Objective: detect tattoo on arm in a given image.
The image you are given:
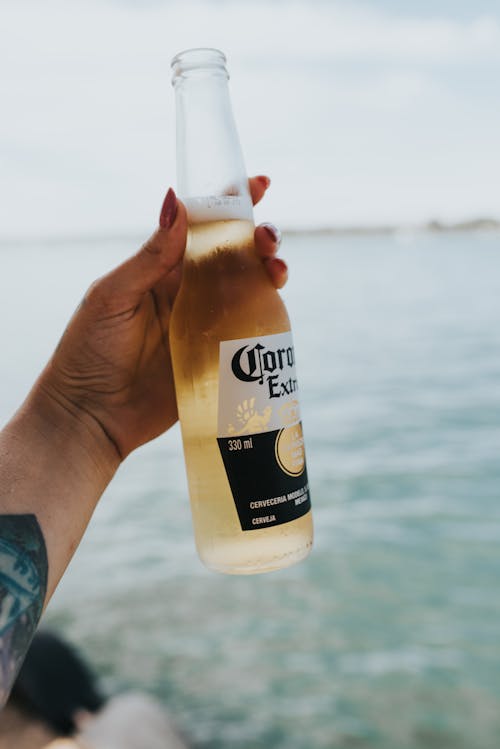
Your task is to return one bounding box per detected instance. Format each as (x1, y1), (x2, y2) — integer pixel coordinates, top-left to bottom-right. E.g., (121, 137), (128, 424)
(0, 514), (48, 707)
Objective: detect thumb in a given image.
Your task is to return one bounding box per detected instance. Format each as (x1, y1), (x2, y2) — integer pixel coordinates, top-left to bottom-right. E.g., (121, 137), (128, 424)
(98, 189), (188, 303)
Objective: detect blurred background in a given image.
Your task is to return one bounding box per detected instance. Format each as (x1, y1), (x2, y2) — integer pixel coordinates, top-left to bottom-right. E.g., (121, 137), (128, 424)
(1, 1), (500, 747)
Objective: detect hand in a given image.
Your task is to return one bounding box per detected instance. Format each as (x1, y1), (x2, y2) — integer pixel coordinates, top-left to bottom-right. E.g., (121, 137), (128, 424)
(36, 177), (287, 461)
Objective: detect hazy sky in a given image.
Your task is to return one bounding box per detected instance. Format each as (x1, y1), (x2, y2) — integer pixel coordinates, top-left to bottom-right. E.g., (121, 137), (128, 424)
(1, 0), (499, 235)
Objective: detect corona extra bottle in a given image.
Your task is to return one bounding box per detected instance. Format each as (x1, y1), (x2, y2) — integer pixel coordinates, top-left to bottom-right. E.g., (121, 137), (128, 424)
(170, 48), (312, 573)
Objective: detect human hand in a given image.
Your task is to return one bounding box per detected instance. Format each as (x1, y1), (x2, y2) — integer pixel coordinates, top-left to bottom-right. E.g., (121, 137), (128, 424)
(36, 177), (287, 462)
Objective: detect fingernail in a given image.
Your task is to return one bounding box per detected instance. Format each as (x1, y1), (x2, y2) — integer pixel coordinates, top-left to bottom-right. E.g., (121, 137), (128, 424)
(265, 256), (288, 288)
(270, 257), (288, 275)
(262, 223), (281, 245)
(159, 188), (177, 229)
(257, 175), (271, 189)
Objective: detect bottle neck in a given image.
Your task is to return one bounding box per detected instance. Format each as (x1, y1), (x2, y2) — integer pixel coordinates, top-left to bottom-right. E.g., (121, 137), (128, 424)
(171, 49), (253, 226)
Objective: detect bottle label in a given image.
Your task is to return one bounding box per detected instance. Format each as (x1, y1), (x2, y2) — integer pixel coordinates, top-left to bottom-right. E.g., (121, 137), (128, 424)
(217, 332), (311, 531)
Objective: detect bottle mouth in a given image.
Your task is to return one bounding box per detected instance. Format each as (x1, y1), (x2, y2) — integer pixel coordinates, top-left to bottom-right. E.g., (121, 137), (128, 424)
(171, 48), (228, 85)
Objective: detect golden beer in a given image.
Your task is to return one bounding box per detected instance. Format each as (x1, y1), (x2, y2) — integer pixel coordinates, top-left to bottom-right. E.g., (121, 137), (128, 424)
(170, 50), (313, 573)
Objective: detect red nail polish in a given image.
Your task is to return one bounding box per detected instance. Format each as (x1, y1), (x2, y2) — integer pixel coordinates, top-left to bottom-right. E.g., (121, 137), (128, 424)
(160, 188), (177, 229)
(257, 175), (271, 189)
(274, 257), (288, 274)
(262, 223), (281, 245)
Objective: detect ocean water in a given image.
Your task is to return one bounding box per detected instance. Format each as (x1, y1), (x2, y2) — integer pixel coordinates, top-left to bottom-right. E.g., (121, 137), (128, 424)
(1, 230), (500, 748)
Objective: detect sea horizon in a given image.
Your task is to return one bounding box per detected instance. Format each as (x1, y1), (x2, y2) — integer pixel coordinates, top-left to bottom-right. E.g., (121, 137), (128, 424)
(1, 216), (499, 247)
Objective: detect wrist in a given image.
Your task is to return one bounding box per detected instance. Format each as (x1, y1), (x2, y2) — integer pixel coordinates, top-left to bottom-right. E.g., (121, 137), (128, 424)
(0, 379), (121, 602)
(21, 378), (122, 482)
(5, 375), (121, 505)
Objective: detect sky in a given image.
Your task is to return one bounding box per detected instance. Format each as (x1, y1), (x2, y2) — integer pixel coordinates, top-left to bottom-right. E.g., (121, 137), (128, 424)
(0, 0), (499, 236)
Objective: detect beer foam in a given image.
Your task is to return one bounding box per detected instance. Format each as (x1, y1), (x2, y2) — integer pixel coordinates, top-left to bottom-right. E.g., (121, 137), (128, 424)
(185, 195), (253, 224)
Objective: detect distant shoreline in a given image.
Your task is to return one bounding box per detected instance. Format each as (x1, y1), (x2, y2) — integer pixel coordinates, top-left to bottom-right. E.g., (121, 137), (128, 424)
(283, 218), (500, 237)
(1, 218), (499, 246)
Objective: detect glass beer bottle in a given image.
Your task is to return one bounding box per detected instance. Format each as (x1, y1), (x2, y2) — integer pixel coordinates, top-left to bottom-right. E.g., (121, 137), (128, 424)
(170, 48), (312, 574)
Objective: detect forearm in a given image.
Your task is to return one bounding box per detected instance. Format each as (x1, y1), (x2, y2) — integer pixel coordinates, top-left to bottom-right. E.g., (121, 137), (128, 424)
(0, 382), (119, 704)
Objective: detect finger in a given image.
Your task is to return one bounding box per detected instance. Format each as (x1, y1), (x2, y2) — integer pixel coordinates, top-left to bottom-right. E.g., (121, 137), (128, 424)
(254, 222), (282, 259)
(92, 190), (187, 306)
(152, 263), (183, 338)
(156, 263), (183, 308)
(254, 223), (287, 289)
(249, 175), (271, 206)
(263, 257), (288, 289)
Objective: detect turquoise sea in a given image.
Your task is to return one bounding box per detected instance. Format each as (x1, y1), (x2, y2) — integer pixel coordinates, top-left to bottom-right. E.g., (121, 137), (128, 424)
(1, 230), (499, 748)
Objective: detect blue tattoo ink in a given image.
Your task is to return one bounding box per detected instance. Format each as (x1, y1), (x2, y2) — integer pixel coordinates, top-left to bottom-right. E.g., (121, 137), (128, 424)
(0, 515), (48, 706)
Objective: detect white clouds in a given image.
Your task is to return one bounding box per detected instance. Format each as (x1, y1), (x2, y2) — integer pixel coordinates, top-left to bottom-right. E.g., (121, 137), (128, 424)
(3, 1), (499, 73)
(305, 11), (500, 65)
(0, 0), (499, 234)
